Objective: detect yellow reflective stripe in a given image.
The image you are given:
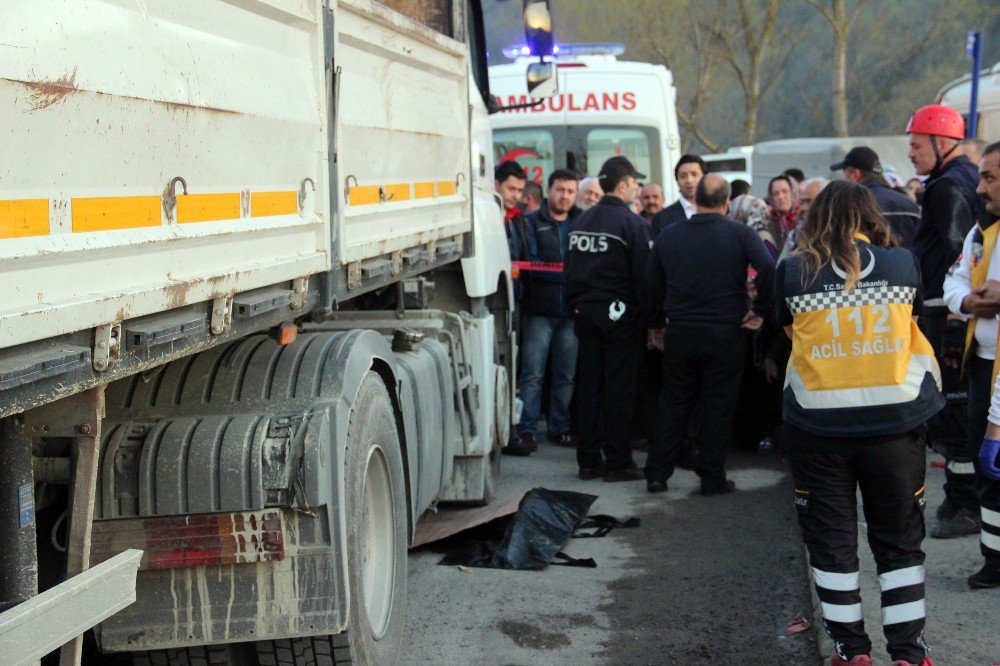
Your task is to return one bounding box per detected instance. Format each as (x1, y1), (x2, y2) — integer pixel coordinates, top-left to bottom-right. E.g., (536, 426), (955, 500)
(414, 182), (436, 199)
(383, 183), (411, 202)
(72, 196), (161, 232)
(348, 185), (381, 206)
(176, 193), (241, 224)
(438, 180), (457, 196)
(0, 199), (49, 239)
(251, 191), (297, 217)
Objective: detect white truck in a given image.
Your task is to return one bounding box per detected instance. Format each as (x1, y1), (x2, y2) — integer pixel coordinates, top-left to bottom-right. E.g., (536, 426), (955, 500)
(938, 60), (1000, 140)
(0, 1), (553, 664)
(488, 44), (682, 201)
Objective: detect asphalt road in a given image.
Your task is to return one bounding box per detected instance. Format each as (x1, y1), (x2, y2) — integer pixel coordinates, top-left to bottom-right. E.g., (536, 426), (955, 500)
(402, 444), (819, 665)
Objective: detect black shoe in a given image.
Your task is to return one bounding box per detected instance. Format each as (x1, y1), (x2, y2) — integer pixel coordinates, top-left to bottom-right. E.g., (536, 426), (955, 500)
(700, 479), (736, 496)
(503, 441), (532, 457)
(578, 466), (604, 480)
(930, 508), (980, 538)
(603, 468), (644, 482)
(646, 480), (668, 493)
(518, 432), (539, 453)
(547, 432), (577, 447)
(968, 563), (1000, 589)
(935, 497), (959, 520)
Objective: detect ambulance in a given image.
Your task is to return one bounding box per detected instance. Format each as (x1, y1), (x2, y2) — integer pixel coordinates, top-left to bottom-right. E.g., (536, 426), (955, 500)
(938, 60), (1000, 140)
(489, 44), (682, 201)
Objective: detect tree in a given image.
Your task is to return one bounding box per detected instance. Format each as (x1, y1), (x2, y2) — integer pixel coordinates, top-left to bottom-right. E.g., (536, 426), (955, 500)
(804, 0), (867, 136)
(710, 0), (797, 144)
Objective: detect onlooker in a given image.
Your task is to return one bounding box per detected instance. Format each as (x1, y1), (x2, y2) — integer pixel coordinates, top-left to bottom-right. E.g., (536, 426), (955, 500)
(730, 179), (752, 199)
(766, 174), (800, 254)
(565, 156), (651, 482)
(521, 180), (543, 213)
(905, 177), (925, 205)
(577, 176), (602, 211)
(798, 177), (828, 220)
(495, 160), (531, 264)
(960, 137), (987, 164)
(730, 194), (778, 258)
(943, 140), (1000, 589)
(640, 183), (665, 222)
(643, 175), (775, 495)
(514, 170), (581, 454)
(776, 180), (942, 666)
(782, 167), (805, 186)
(652, 154), (705, 238)
(907, 104), (985, 538)
(832, 146), (920, 247)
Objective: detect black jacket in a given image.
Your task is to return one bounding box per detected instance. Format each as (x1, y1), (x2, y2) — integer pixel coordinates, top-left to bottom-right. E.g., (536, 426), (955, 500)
(522, 201), (579, 318)
(913, 155), (984, 300)
(864, 180), (920, 248)
(651, 200), (687, 239)
(565, 195), (651, 311)
(645, 213), (775, 327)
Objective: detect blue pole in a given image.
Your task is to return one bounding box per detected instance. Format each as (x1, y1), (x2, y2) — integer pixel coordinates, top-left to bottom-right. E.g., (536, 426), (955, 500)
(967, 31), (982, 138)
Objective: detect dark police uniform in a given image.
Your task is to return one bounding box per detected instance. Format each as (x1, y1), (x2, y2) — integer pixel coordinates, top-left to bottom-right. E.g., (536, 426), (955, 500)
(775, 234), (944, 664)
(564, 194), (651, 475)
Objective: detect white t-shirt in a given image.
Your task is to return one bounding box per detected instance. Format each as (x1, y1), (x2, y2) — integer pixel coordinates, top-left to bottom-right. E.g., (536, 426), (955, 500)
(944, 226), (1000, 361)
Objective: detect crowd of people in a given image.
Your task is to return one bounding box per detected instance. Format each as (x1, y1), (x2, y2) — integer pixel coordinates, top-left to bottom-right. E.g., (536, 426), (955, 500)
(492, 103), (999, 666)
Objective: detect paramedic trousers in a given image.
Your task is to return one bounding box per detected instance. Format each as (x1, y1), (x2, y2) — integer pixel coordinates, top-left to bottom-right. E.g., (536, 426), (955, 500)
(967, 356), (1000, 567)
(645, 322), (744, 484)
(784, 423), (928, 664)
(572, 300), (638, 472)
(920, 311), (976, 511)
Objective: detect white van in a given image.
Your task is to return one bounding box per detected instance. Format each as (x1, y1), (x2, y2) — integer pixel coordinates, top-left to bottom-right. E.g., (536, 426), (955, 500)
(489, 45), (682, 201)
(703, 146), (754, 186)
(938, 61), (1000, 140)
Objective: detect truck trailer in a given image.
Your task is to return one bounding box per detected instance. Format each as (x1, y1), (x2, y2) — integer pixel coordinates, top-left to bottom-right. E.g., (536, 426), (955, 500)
(0, 1), (553, 663)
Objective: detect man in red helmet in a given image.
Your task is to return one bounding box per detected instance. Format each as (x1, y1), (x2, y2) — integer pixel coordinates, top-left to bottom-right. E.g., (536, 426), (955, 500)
(908, 104), (986, 538)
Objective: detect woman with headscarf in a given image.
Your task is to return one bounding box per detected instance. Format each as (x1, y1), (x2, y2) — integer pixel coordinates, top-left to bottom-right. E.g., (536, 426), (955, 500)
(731, 193), (779, 260)
(767, 174), (801, 257)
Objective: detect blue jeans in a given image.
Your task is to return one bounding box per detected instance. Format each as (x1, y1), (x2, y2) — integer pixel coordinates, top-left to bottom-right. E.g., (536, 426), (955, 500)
(517, 315), (578, 436)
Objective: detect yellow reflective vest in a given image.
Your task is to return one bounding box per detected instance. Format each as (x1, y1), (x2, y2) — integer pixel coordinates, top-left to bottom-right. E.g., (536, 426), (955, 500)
(776, 236), (945, 437)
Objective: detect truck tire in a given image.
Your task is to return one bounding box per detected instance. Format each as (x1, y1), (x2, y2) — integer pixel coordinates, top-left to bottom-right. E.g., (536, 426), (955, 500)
(255, 371), (407, 665)
(131, 643), (253, 665)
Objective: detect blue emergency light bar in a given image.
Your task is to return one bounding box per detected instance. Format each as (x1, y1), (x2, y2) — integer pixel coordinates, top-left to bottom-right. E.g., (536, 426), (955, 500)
(502, 42), (625, 60)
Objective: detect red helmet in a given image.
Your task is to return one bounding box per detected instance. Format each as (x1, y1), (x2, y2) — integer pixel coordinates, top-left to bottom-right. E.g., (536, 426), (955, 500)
(906, 104), (965, 140)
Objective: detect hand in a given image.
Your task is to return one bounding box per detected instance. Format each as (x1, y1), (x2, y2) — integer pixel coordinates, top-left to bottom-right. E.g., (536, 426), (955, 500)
(761, 357), (779, 383)
(962, 292), (1000, 319)
(975, 278), (1000, 305)
(647, 328), (665, 351)
(741, 311), (764, 331)
(980, 438), (1000, 481)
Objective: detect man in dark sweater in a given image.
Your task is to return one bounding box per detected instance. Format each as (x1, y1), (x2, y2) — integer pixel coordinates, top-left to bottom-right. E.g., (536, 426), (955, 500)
(565, 156), (651, 482)
(907, 104), (986, 538)
(832, 146), (920, 248)
(643, 174), (775, 495)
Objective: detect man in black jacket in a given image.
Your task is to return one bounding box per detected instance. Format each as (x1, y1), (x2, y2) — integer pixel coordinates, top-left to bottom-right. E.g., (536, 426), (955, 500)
(908, 104), (986, 538)
(651, 154), (705, 239)
(565, 156), (651, 482)
(644, 175), (775, 495)
(513, 170), (580, 453)
(832, 146), (920, 248)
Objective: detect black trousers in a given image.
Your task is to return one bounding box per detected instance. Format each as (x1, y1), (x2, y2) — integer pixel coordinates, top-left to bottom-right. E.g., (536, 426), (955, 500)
(785, 424), (927, 663)
(572, 301), (638, 471)
(645, 322), (744, 483)
(920, 312), (975, 510)
(968, 356), (1000, 567)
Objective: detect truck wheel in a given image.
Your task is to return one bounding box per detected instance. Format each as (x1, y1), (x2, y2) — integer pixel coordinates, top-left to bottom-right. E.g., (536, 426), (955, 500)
(342, 371), (408, 664)
(131, 643), (254, 665)
(254, 371), (407, 666)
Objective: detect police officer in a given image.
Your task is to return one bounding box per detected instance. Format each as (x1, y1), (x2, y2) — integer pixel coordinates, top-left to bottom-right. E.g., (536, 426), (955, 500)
(776, 181), (943, 666)
(564, 156), (651, 481)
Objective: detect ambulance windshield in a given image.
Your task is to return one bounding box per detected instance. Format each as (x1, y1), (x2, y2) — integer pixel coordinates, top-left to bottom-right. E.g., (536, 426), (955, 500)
(494, 125), (660, 187)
